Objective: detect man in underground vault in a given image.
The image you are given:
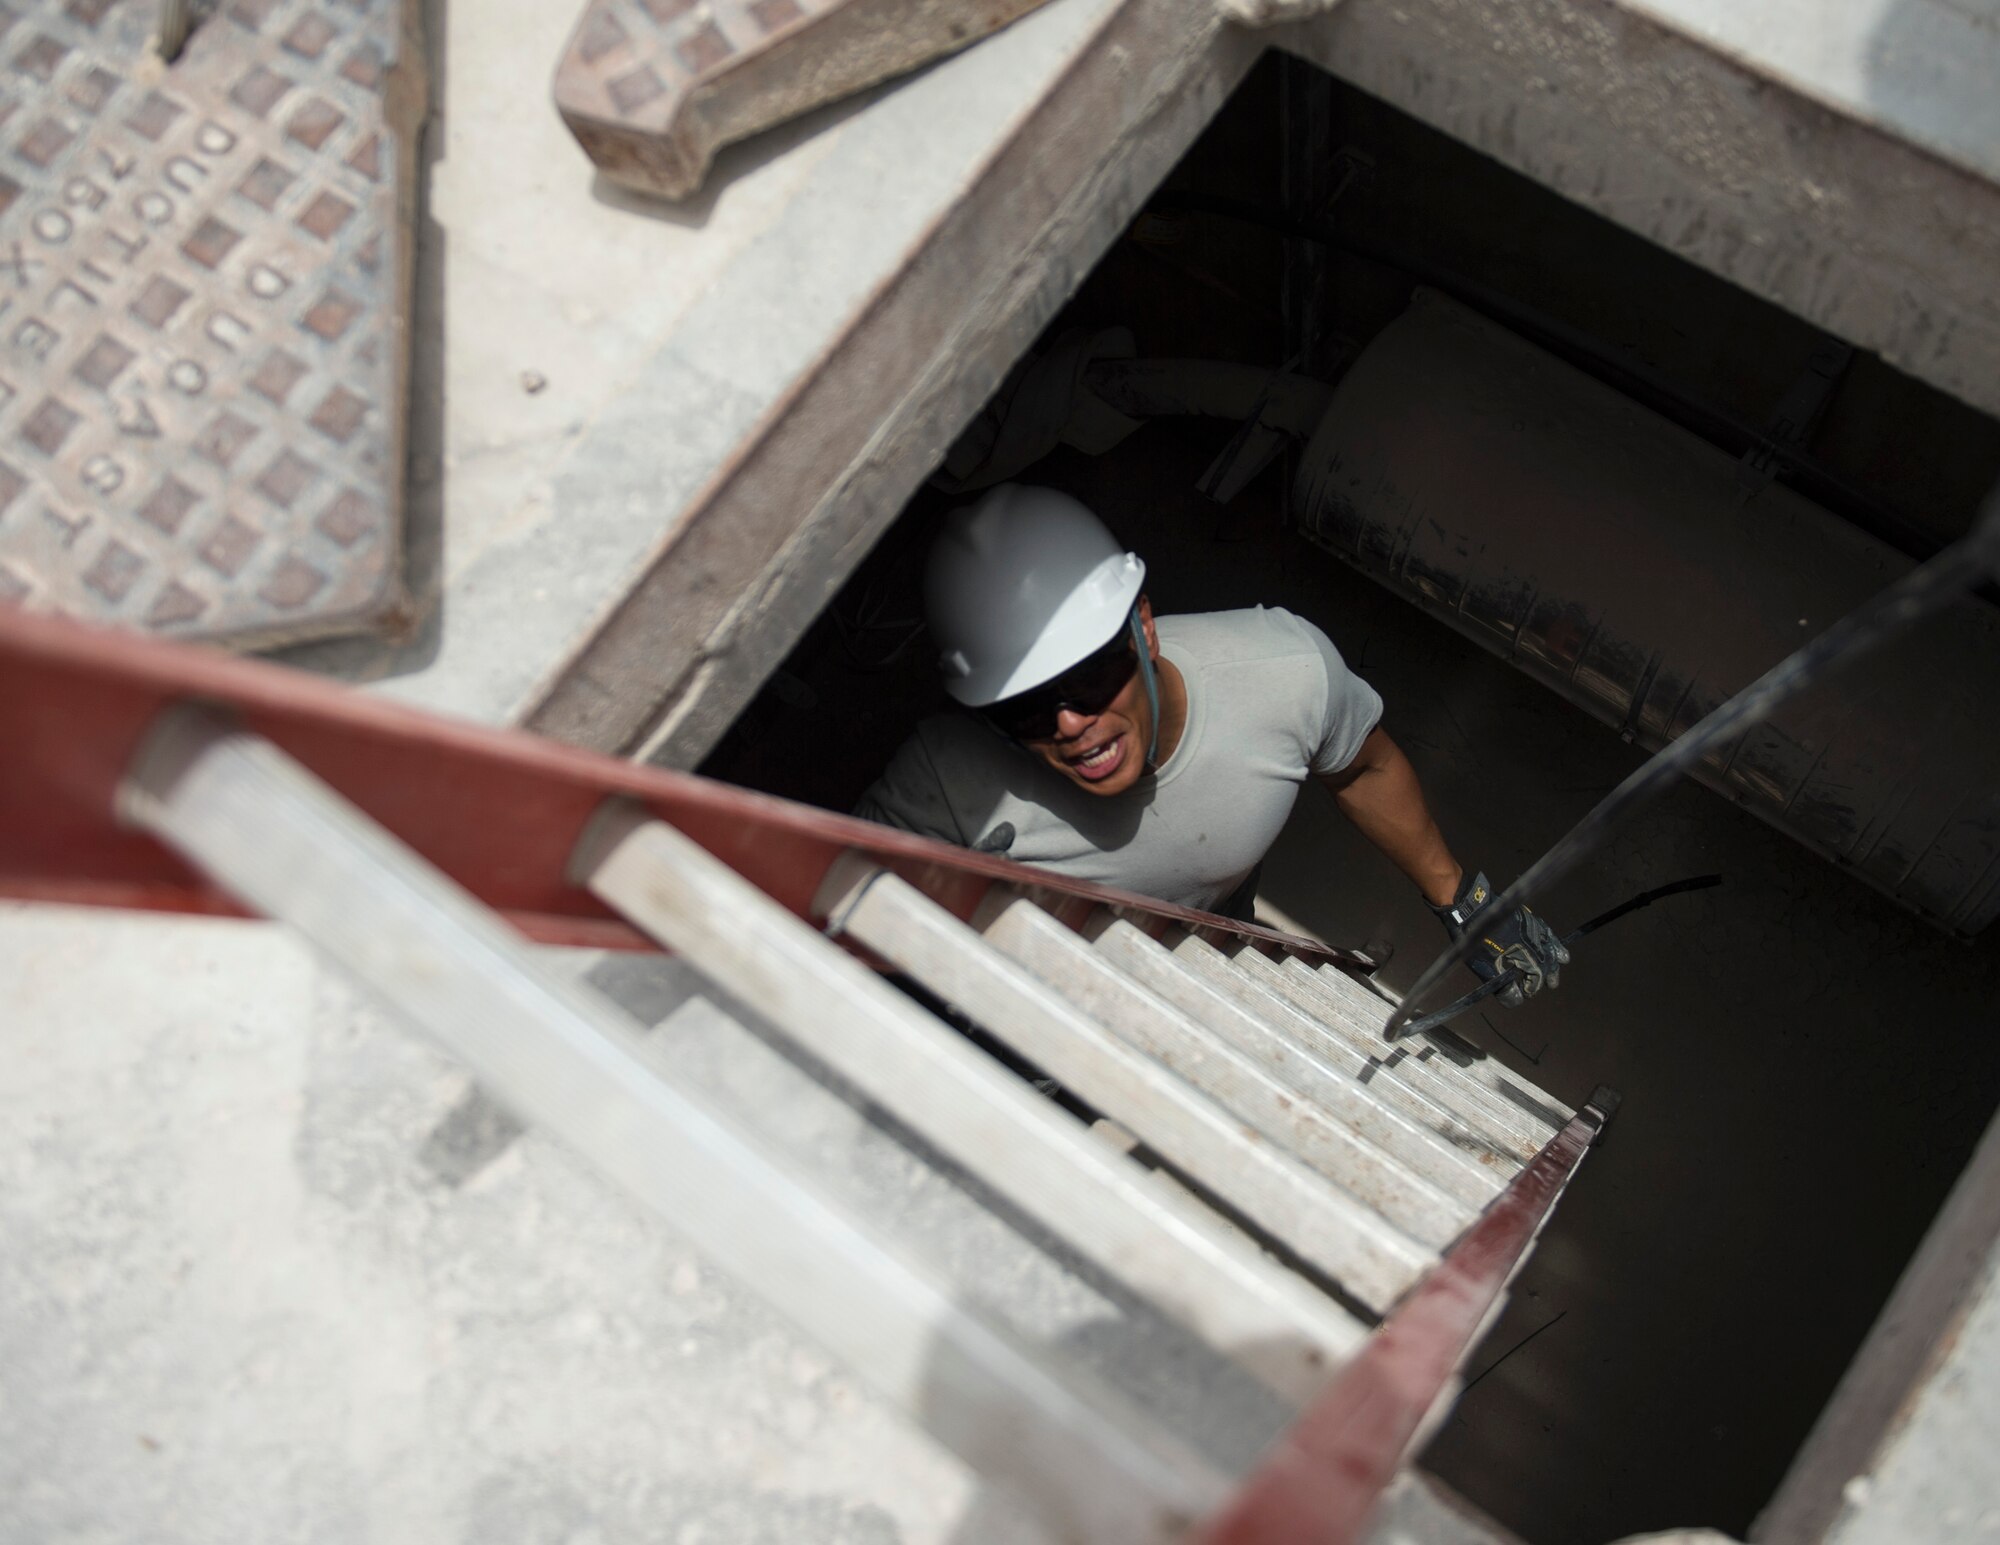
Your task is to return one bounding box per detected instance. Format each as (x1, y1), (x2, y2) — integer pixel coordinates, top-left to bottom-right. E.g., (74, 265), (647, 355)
(853, 483), (1568, 1004)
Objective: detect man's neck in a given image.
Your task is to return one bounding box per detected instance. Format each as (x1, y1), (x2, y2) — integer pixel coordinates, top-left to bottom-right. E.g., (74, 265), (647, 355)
(1152, 654), (1190, 767)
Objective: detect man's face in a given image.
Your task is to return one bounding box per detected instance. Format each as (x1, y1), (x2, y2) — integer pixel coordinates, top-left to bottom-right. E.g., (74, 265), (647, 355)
(1008, 602), (1160, 799)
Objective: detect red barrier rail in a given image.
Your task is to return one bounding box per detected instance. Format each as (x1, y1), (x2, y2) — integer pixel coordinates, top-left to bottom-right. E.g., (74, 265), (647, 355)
(1197, 1098), (1610, 1544)
(0, 606), (1370, 968)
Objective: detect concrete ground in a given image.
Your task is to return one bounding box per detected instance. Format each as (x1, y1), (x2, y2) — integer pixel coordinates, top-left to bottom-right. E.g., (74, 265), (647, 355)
(9, 0), (2000, 1538)
(0, 915), (994, 1544)
(275, 0), (1133, 722)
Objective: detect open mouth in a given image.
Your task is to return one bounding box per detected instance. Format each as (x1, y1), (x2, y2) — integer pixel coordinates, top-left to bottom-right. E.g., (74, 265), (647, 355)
(1065, 734), (1125, 783)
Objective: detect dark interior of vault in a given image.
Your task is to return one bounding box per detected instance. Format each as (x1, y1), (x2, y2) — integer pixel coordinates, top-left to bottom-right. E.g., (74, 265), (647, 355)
(699, 52), (2000, 1545)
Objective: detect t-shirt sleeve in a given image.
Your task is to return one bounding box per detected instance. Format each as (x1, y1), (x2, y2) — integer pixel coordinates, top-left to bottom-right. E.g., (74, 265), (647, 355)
(852, 723), (970, 845)
(1297, 615), (1384, 777)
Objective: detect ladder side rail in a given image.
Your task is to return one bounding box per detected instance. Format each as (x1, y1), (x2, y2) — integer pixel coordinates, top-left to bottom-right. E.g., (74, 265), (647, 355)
(0, 606), (1373, 970)
(575, 809), (1368, 1401)
(1193, 1098), (1614, 1545)
(115, 707), (1232, 1545)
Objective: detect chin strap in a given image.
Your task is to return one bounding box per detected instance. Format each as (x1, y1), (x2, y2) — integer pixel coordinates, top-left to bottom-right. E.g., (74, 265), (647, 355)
(1129, 605), (1161, 768)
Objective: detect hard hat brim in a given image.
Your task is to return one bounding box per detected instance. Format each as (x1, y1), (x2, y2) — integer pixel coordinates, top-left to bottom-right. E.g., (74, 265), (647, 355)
(941, 550), (1145, 707)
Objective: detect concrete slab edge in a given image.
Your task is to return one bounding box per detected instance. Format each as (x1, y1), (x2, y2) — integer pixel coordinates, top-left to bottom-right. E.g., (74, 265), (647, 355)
(1275, 0), (2000, 423)
(1753, 1099), (2000, 1544)
(518, 0), (1256, 763)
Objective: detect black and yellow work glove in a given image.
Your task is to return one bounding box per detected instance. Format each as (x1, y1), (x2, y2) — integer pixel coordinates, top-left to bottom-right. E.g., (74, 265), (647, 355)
(1428, 870), (1569, 1007)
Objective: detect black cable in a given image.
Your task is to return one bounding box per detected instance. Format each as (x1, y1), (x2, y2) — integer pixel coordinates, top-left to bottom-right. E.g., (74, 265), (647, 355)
(1386, 484), (2000, 1040)
(1567, 873), (1722, 941)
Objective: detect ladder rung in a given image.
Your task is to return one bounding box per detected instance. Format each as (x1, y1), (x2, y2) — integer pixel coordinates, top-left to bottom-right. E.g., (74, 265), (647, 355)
(1167, 933), (1535, 1168)
(1303, 959), (1576, 1124)
(1232, 946), (1556, 1150)
(117, 709), (1226, 1545)
(1084, 919), (1508, 1207)
(976, 891), (1476, 1250)
(1205, 939), (1549, 1155)
(820, 860), (1437, 1313)
(578, 816), (1369, 1402)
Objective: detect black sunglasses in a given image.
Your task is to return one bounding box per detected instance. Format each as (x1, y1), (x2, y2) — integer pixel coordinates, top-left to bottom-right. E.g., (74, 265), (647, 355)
(982, 631), (1139, 741)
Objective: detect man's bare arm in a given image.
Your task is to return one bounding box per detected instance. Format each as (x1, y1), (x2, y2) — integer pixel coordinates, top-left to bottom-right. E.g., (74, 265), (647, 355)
(1317, 725), (1463, 906)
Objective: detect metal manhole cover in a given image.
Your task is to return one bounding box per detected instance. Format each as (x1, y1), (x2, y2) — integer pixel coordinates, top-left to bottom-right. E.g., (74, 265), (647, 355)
(0, 0), (422, 648)
(556, 0), (1046, 203)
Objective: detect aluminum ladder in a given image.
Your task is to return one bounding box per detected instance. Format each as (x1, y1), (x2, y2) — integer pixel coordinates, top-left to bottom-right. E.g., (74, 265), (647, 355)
(0, 605), (1615, 1544)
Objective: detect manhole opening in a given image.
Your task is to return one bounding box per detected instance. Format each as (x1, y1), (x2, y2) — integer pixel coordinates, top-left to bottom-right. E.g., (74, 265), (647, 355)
(704, 50), (2000, 1545)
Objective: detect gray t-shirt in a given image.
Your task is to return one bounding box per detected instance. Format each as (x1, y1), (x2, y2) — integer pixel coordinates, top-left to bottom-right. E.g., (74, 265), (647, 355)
(853, 607), (1383, 912)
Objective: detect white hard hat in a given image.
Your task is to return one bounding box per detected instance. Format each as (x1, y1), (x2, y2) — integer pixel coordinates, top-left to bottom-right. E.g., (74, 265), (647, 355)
(924, 484), (1145, 707)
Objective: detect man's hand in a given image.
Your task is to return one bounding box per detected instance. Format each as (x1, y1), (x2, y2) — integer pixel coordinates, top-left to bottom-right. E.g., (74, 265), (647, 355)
(1428, 871), (1570, 1007)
